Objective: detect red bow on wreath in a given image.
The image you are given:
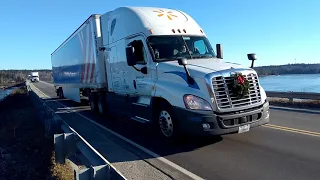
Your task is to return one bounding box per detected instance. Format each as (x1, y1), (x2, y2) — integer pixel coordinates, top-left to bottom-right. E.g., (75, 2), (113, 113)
(231, 73), (250, 99)
(237, 75), (245, 85)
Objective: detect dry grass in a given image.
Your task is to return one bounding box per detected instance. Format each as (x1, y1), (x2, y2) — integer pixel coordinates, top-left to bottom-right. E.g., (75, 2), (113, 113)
(11, 86), (28, 95)
(0, 87), (74, 180)
(50, 153), (74, 180)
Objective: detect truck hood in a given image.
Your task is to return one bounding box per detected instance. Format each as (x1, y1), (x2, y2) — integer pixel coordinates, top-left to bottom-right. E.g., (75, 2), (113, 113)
(158, 58), (252, 78)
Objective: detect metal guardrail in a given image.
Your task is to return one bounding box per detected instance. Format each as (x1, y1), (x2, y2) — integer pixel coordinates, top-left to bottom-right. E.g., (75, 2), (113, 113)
(266, 91), (320, 102)
(27, 83), (126, 180)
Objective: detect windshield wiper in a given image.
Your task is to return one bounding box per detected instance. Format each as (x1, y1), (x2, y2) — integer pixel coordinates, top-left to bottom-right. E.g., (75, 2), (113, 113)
(156, 58), (178, 62)
(192, 54), (213, 58)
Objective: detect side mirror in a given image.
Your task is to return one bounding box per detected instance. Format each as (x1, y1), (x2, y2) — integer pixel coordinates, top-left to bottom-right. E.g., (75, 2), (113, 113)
(247, 53), (257, 68)
(216, 44), (223, 59)
(178, 58), (188, 66)
(247, 53), (257, 61)
(126, 47), (136, 66)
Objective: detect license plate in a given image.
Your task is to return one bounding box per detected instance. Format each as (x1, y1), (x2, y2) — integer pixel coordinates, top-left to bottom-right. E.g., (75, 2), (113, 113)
(238, 124), (250, 133)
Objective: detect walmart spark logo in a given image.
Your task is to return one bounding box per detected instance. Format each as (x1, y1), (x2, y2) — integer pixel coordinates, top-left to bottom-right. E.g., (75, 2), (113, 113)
(153, 9), (178, 20)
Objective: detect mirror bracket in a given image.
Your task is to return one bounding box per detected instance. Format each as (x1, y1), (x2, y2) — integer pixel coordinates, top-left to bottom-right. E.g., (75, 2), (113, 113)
(177, 58), (194, 84)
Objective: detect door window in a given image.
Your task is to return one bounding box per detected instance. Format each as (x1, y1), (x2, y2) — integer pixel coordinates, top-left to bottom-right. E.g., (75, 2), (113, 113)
(132, 40), (147, 64)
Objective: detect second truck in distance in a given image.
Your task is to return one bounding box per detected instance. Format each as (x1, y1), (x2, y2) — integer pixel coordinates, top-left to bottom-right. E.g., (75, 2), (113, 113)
(51, 6), (270, 140)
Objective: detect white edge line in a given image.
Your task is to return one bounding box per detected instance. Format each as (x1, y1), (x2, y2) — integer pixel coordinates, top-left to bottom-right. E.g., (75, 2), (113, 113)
(30, 82), (204, 180)
(30, 84), (127, 179)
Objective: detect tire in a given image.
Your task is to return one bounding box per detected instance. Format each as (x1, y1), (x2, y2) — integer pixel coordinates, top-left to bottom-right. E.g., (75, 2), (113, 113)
(97, 93), (107, 115)
(56, 87), (60, 97)
(58, 87), (64, 98)
(156, 102), (180, 140)
(89, 93), (98, 112)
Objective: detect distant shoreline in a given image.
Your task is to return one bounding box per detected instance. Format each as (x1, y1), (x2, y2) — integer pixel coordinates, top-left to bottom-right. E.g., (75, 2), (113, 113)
(258, 73), (320, 78)
(253, 63), (320, 76)
(0, 81), (25, 90)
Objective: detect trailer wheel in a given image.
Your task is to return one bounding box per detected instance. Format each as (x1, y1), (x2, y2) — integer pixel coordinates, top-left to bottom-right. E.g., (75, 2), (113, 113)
(89, 93), (98, 112)
(156, 102), (180, 140)
(58, 87), (64, 98)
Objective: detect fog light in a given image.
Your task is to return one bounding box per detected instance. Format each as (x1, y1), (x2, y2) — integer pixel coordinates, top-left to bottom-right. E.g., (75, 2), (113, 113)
(202, 123), (210, 130)
(265, 110), (270, 119)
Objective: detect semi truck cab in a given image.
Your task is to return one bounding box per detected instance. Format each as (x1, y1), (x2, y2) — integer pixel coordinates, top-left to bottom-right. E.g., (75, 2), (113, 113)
(101, 7), (270, 138)
(30, 72), (39, 82)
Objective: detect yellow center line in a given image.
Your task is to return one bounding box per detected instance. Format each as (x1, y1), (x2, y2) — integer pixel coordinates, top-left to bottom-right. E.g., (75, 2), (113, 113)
(263, 124), (320, 137)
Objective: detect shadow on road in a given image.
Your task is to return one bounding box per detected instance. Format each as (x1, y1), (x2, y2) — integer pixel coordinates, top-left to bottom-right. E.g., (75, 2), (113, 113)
(40, 95), (225, 164)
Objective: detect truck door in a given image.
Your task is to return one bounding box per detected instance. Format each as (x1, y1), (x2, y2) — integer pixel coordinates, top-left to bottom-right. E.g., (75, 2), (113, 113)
(107, 45), (134, 118)
(126, 36), (155, 123)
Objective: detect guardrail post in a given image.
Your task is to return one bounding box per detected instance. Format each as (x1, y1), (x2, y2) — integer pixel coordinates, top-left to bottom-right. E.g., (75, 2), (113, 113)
(54, 133), (76, 164)
(74, 165), (110, 180)
(289, 98), (293, 103)
(74, 168), (91, 180)
(54, 134), (65, 164)
(65, 132), (77, 157)
(92, 165), (110, 180)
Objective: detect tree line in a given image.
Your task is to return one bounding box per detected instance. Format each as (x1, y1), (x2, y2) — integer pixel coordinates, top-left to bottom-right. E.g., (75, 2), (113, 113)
(253, 63), (320, 76)
(0, 70), (53, 86)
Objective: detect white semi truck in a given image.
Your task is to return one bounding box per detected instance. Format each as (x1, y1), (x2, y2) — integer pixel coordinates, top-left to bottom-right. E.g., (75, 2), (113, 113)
(30, 72), (39, 82)
(51, 6), (270, 139)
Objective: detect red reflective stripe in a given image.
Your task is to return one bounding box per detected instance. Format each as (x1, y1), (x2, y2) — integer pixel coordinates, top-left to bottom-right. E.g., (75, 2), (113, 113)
(90, 62), (95, 83)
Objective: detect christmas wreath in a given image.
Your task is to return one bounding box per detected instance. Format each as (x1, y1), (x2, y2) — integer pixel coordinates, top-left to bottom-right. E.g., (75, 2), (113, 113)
(231, 72), (250, 99)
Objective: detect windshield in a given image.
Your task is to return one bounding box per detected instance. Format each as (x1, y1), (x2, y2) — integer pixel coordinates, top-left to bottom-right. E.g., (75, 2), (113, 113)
(147, 35), (216, 62)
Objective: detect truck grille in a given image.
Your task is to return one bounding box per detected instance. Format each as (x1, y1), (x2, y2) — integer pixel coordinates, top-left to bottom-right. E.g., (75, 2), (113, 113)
(212, 73), (261, 109)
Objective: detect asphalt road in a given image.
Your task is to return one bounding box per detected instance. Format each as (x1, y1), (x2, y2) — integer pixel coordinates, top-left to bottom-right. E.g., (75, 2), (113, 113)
(33, 81), (320, 180)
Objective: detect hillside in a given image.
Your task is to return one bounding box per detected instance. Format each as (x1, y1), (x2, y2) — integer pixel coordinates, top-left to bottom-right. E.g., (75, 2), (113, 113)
(253, 63), (320, 76)
(0, 70), (52, 86)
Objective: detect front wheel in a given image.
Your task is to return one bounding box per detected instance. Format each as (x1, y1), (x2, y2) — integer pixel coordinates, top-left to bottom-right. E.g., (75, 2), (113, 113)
(156, 102), (180, 140)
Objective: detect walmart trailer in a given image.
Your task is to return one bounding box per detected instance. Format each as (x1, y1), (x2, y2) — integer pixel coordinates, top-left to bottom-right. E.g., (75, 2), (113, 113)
(51, 15), (106, 102)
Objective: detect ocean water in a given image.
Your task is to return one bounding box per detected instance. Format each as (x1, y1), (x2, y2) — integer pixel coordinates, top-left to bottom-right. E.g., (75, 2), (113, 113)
(259, 74), (320, 93)
(0, 89), (13, 101)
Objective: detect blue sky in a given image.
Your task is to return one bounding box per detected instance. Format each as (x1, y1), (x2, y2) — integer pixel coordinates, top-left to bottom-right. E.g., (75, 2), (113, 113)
(0, 0), (319, 69)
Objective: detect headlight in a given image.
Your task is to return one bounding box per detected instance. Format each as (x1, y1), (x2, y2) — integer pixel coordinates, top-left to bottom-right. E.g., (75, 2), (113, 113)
(183, 94), (212, 111)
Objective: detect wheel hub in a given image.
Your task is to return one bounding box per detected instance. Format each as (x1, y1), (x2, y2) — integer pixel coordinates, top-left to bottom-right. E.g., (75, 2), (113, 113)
(159, 110), (173, 137)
